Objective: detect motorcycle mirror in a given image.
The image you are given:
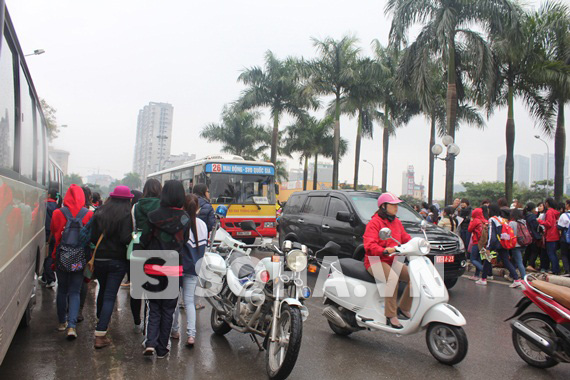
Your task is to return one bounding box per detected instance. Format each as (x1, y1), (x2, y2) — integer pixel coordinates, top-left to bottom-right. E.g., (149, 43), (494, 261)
(316, 241), (341, 257)
(240, 220), (257, 231)
(420, 220), (428, 231)
(379, 228), (392, 240)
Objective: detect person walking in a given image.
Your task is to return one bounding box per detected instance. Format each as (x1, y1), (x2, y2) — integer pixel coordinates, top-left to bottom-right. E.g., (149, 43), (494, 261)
(141, 180), (190, 358)
(538, 198), (561, 275)
(50, 184), (93, 339)
(508, 209), (527, 281)
(558, 200), (570, 276)
(89, 185), (134, 348)
(40, 188), (59, 287)
(193, 184), (215, 232)
(467, 207), (487, 280)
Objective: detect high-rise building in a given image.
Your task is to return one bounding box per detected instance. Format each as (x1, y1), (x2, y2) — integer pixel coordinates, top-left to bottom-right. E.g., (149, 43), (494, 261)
(132, 102), (174, 180)
(401, 165), (424, 200)
(49, 148), (70, 175)
(496, 155), (530, 187)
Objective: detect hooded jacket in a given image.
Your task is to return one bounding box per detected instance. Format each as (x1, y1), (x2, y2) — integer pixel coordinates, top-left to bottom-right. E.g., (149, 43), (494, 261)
(468, 208), (486, 245)
(50, 184), (93, 259)
(538, 208), (561, 242)
(363, 212), (411, 269)
(197, 196), (215, 232)
(524, 212), (542, 240)
(134, 197), (161, 236)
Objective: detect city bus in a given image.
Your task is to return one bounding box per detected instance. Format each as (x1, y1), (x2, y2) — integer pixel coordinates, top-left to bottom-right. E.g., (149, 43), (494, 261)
(0, 3), (52, 364)
(148, 155), (277, 243)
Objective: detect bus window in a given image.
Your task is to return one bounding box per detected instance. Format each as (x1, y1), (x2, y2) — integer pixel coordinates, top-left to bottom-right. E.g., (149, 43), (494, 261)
(0, 35), (16, 171)
(19, 67), (35, 179)
(36, 110), (45, 185)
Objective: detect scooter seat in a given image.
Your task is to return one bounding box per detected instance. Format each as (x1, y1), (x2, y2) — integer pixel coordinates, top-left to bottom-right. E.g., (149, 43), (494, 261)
(532, 280), (570, 310)
(228, 252), (255, 278)
(336, 258), (376, 284)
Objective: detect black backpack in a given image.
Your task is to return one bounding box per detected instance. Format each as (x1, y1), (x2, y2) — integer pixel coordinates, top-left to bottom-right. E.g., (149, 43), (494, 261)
(56, 207), (89, 272)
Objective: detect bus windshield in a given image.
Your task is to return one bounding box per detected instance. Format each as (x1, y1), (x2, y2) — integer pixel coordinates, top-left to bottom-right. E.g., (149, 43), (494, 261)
(207, 173), (276, 205)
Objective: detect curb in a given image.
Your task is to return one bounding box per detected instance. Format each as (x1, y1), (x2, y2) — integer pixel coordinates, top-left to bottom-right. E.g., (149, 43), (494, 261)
(465, 264), (570, 288)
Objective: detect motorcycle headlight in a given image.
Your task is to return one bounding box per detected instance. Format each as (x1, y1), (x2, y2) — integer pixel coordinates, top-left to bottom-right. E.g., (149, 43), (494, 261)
(286, 249), (308, 272)
(457, 237), (465, 251)
(418, 239), (431, 255)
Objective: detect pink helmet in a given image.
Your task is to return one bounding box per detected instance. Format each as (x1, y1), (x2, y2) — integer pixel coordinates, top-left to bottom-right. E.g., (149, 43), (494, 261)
(377, 192), (403, 207)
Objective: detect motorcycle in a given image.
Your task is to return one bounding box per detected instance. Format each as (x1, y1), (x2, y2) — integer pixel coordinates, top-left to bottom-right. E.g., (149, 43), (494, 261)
(506, 274), (570, 368)
(318, 221), (469, 365)
(198, 206), (311, 380)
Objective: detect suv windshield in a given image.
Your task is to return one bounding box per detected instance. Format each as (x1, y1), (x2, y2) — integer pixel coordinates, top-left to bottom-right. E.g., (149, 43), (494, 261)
(349, 193), (423, 223)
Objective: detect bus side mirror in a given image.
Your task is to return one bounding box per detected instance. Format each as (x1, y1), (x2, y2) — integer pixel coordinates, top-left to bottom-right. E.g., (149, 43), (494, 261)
(275, 184), (280, 195)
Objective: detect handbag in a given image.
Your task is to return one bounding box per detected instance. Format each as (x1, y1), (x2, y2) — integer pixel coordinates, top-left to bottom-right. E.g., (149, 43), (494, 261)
(84, 233), (104, 279)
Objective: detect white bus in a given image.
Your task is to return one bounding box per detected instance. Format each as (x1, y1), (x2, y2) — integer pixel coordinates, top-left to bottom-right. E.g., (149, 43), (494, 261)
(148, 155), (277, 243)
(0, 2), (54, 364)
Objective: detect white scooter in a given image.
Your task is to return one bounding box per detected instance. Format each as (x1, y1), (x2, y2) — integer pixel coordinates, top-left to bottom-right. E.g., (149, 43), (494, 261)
(320, 221), (468, 365)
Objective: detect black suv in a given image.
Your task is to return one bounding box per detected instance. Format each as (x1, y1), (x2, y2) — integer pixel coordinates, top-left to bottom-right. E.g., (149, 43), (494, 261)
(279, 190), (467, 289)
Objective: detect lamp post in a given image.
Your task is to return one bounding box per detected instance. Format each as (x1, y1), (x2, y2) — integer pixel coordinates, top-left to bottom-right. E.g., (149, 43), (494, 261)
(535, 135), (550, 198)
(363, 159), (374, 189)
(431, 135), (460, 205)
(25, 49), (45, 57)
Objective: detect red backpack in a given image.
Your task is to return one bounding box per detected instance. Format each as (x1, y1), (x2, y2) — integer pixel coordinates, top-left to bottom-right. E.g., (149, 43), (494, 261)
(516, 220), (533, 247)
(493, 217), (517, 250)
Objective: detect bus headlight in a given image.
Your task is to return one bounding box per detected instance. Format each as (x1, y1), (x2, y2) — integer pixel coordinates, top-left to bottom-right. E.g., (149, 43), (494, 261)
(418, 239), (431, 255)
(264, 222), (275, 228)
(286, 249), (308, 272)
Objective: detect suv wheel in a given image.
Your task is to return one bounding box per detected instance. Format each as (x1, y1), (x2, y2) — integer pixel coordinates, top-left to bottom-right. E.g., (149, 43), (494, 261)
(444, 278), (458, 289)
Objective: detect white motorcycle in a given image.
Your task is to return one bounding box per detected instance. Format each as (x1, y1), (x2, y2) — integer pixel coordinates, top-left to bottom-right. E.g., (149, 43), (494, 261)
(320, 221), (468, 365)
(198, 216), (311, 380)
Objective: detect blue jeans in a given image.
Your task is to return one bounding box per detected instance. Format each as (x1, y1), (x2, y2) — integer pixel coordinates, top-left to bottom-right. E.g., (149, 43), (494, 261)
(510, 247), (526, 279)
(56, 270), (84, 328)
(171, 275), (199, 337)
(545, 242), (560, 274)
(460, 230), (471, 253)
(94, 259), (127, 332)
(498, 249), (519, 280)
(470, 245), (484, 276)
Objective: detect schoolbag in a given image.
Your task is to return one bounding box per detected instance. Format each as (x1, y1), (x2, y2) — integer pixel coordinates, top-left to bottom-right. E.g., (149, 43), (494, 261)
(493, 217), (517, 250)
(56, 207), (89, 272)
(78, 217), (94, 247)
(477, 222), (489, 251)
(516, 220), (533, 247)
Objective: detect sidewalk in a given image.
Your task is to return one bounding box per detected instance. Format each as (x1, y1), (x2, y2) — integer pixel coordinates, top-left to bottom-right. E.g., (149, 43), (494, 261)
(465, 263), (570, 288)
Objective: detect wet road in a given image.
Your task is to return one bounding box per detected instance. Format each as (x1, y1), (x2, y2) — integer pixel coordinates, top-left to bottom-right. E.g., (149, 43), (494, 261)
(0, 274), (567, 380)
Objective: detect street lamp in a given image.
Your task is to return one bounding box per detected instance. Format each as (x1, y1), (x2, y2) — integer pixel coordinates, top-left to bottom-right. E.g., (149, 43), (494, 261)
(535, 135), (550, 197)
(25, 49), (45, 57)
(431, 135), (460, 205)
(363, 159), (374, 188)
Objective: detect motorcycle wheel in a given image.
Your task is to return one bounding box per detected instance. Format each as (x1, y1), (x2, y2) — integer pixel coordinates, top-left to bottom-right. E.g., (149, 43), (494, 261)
(266, 304), (303, 380)
(327, 320), (353, 336)
(210, 307), (232, 335)
(426, 323), (468, 365)
(512, 312), (559, 368)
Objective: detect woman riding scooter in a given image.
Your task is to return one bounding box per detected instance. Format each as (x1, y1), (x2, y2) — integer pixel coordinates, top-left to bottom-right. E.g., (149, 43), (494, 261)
(363, 192), (412, 329)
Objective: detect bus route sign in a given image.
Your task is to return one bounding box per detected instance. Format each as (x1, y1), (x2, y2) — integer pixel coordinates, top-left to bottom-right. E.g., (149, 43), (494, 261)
(205, 163), (275, 175)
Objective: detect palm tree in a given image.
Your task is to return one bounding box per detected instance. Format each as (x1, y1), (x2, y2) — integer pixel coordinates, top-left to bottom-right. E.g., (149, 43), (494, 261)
(386, 0), (519, 204)
(200, 107), (270, 160)
(313, 133), (348, 190)
(536, 2), (570, 201)
(308, 35), (360, 189)
(487, 5), (557, 203)
(283, 116), (321, 191)
(237, 51), (318, 165)
(338, 57), (381, 189)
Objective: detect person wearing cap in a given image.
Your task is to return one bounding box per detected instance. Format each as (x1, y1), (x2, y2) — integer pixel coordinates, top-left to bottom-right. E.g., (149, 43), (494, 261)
(89, 185), (134, 348)
(363, 192), (412, 329)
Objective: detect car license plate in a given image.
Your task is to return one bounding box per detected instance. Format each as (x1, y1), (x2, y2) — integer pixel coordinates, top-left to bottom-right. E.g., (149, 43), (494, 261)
(436, 255), (454, 263)
(236, 231), (251, 236)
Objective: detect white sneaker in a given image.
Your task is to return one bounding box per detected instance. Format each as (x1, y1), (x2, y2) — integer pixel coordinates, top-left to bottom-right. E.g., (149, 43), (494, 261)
(143, 347), (155, 356)
(475, 279), (487, 286)
(487, 276), (494, 280)
(46, 281), (56, 288)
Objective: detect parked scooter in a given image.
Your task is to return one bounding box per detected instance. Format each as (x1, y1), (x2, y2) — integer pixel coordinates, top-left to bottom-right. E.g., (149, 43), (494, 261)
(199, 206), (311, 380)
(319, 221), (468, 365)
(506, 274), (570, 368)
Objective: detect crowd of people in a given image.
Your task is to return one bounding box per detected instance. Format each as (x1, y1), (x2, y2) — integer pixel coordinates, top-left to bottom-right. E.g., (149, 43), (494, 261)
(39, 179), (216, 358)
(415, 197), (570, 287)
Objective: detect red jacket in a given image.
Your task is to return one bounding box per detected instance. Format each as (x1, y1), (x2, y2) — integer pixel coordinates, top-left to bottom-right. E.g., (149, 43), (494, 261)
(538, 208), (561, 242)
(363, 213), (411, 269)
(468, 208), (486, 245)
(51, 184), (93, 259)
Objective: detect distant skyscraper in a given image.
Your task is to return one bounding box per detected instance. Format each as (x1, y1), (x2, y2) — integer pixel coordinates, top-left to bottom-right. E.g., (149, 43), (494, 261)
(497, 155), (506, 182)
(496, 155), (529, 186)
(401, 165), (424, 200)
(132, 102), (174, 180)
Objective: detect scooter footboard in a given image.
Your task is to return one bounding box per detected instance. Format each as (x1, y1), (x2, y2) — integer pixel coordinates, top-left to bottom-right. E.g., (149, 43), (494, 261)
(421, 303), (466, 328)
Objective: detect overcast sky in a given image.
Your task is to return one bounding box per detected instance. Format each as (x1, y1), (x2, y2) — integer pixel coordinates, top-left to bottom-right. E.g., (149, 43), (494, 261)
(8, 0), (568, 199)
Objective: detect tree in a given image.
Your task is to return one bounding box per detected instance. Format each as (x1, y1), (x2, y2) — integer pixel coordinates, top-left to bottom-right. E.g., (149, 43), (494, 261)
(261, 153), (289, 184)
(200, 107), (270, 160)
(454, 181), (519, 207)
(122, 172), (142, 191)
(308, 35), (360, 189)
(63, 173), (83, 194)
(237, 51), (317, 165)
(40, 99), (65, 141)
(386, 0), (519, 204)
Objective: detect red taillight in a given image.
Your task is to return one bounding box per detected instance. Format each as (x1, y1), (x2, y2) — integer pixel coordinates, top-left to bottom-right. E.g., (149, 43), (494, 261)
(260, 270), (270, 283)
